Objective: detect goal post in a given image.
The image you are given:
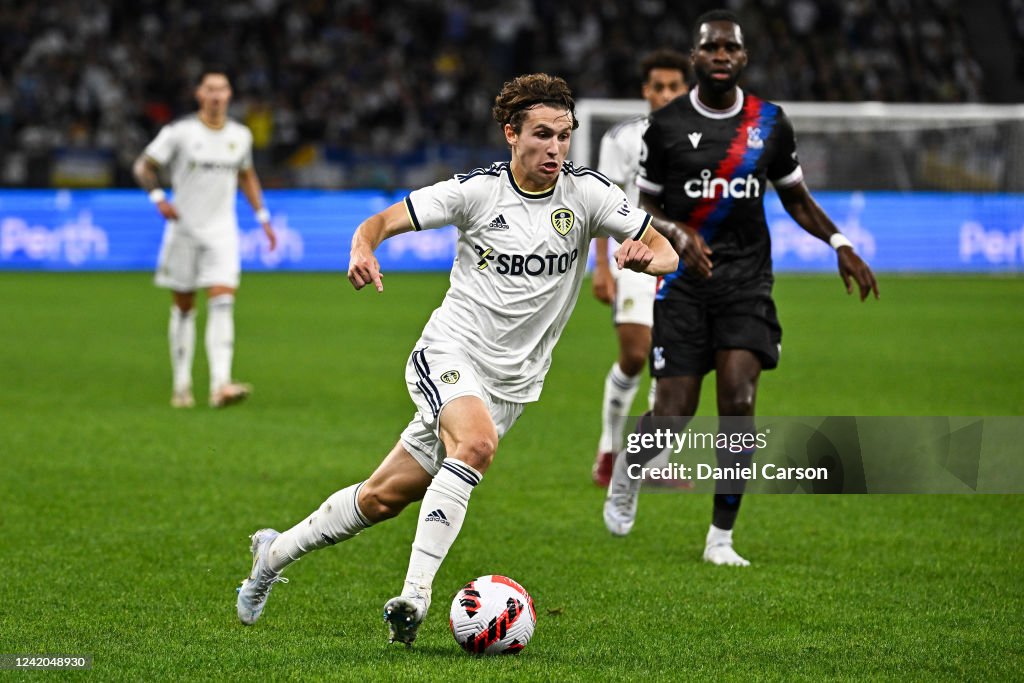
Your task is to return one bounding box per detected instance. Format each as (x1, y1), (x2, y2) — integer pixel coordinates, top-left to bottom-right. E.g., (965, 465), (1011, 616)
(572, 99), (1024, 192)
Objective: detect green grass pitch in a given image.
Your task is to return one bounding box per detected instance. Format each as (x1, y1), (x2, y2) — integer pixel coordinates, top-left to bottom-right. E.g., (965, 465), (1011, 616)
(1, 272), (1022, 681)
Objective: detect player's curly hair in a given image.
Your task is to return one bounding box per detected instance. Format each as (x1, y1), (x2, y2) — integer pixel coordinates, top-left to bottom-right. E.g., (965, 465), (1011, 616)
(492, 73), (579, 133)
(640, 49), (690, 82)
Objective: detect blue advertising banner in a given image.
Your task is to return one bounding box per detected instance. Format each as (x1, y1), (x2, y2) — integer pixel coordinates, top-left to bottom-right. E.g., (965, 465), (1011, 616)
(0, 189), (1021, 273)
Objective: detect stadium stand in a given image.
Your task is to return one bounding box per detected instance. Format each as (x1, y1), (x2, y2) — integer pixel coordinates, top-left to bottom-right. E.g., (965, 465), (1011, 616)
(0, 0), (1017, 188)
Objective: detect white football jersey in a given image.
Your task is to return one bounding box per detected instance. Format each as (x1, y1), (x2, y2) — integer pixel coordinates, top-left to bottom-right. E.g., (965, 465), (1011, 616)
(144, 115), (253, 241)
(406, 161), (652, 402)
(597, 115), (649, 206)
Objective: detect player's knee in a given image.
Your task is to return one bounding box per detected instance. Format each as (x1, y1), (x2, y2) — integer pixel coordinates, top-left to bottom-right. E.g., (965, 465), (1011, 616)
(718, 394), (754, 417)
(451, 435), (497, 472)
(618, 348), (647, 377)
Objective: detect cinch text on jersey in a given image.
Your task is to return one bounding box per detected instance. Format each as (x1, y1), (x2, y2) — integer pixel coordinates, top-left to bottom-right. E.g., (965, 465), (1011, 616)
(685, 169), (761, 199)
(491, 248), (579, 276)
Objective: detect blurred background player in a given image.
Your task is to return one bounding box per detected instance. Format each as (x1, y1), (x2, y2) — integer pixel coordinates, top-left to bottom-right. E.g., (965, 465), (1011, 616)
(133, 68), (277, 408)
(603, 10), (879, 565)
(591, 49), (690, 488)
(235, 73), (681, 645)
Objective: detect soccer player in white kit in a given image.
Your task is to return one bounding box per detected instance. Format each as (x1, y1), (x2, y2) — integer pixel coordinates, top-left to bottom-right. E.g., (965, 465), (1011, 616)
(133, 68), (276, 409)
(235, 74), (683, 645)
(591, 50), (690, 486)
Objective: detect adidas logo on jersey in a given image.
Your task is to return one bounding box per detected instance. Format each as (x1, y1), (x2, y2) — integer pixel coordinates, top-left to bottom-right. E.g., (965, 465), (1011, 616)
(424, 509), (451, 526)
(487, 214), (510, 230)
(685, 169), (761, 200)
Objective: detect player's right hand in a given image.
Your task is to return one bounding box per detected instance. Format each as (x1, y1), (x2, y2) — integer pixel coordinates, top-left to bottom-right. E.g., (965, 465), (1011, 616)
(348, 250), (384, 292)
(157, 200), (179, 220)
(592, 265), (615, 305)
(682, 228), (713, 279)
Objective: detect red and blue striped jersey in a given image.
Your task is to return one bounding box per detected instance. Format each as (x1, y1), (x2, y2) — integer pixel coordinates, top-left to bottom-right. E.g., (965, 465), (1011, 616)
(638, 87), (803, 298)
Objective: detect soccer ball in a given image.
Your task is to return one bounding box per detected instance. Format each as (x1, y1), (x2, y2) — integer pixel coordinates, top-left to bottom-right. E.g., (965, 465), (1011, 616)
(449, 575), (537, 655)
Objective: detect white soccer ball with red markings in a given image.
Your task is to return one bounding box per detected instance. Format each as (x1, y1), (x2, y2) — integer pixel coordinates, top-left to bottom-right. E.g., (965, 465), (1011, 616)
(449, 575), (536, 655)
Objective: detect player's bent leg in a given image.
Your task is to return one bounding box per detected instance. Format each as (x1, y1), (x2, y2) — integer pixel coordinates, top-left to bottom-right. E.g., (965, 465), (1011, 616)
(388, 396), (497, 645)
(237, 442), (431, 626)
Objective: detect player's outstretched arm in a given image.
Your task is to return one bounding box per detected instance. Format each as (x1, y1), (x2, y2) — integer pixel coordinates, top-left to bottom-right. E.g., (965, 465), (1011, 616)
(777, 182), (879, 301)
(238, 167), (276, 251)
(348, 202), (415, 293)
(639, 192), (712, 278)
(132, 154), (178, 221)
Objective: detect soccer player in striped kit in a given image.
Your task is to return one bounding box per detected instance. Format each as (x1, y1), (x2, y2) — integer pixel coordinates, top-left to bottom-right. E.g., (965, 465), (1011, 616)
(603, 10), (879, 565)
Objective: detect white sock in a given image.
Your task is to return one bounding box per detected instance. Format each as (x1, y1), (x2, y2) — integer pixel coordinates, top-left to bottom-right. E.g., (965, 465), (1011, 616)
(169, 306), (195, 393)
(647, 378), (657, 412)
(205, 294), (234, 392)
(268, 482), (371, 572)
(598, 362), (641, 453)
(706, 524), (734, 547)
(402, 458), (482, 607)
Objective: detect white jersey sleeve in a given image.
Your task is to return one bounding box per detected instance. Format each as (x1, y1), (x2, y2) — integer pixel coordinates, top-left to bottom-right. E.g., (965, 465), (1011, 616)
(144, 123), (179, 167)
(404, 178), (468, 232)
(587, 177), (651, 243)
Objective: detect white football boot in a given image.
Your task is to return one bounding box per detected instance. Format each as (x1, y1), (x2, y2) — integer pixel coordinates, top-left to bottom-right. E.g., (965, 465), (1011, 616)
(703, 525), (751, 567)
(236, 529), (288, 624)
(383, 594), (429, 646)
(603, 451), (641, 536)
(170, 388), (195, 408)
(210, 381), (252, 408)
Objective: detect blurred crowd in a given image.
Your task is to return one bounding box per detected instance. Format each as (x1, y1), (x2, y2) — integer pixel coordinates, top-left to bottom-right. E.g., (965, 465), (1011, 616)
(0, 0), (1000, 187)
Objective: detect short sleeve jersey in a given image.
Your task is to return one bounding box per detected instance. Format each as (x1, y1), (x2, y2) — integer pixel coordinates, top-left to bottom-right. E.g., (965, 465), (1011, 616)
(144, 115), (254, 239)
(638, 88), (802, 298)
(405, 161), (652, 402)
(597, 115), (649, 206)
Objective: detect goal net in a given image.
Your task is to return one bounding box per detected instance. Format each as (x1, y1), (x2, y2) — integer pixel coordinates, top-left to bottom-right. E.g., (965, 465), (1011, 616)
(572, 99), (1024, 192)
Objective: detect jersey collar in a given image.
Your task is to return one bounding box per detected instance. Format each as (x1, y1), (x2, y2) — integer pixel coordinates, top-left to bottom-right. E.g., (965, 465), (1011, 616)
(506, 164), (557, 199)
(690, 87), (744, 119)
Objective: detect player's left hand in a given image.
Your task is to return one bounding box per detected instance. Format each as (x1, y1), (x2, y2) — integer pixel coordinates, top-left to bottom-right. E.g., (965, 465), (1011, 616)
(348, 247), (384, 292)
(262, 222), (277, 252)
(837, 247), (879, 301)
(615, 239), (654, 272)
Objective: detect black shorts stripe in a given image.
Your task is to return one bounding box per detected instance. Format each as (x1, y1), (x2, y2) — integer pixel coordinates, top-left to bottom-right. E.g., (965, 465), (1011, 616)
(413, 348), (431, 376)
(442, 460), (481, 487)
(416, 380), (439, 417)
(412, 349), (442, 416)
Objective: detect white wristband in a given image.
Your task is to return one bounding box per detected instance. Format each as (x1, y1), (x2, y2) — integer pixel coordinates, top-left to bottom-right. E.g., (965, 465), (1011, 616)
(829, 233), (853, 251)
(148, 189), (166, 204)
(255, 208), (270, 223)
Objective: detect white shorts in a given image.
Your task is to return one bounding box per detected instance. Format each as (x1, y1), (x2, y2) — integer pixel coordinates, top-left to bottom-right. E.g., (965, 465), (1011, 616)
(399, 341), (524, 476)
(154, 224), (240, 291)
(612, 267), (656, 327)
